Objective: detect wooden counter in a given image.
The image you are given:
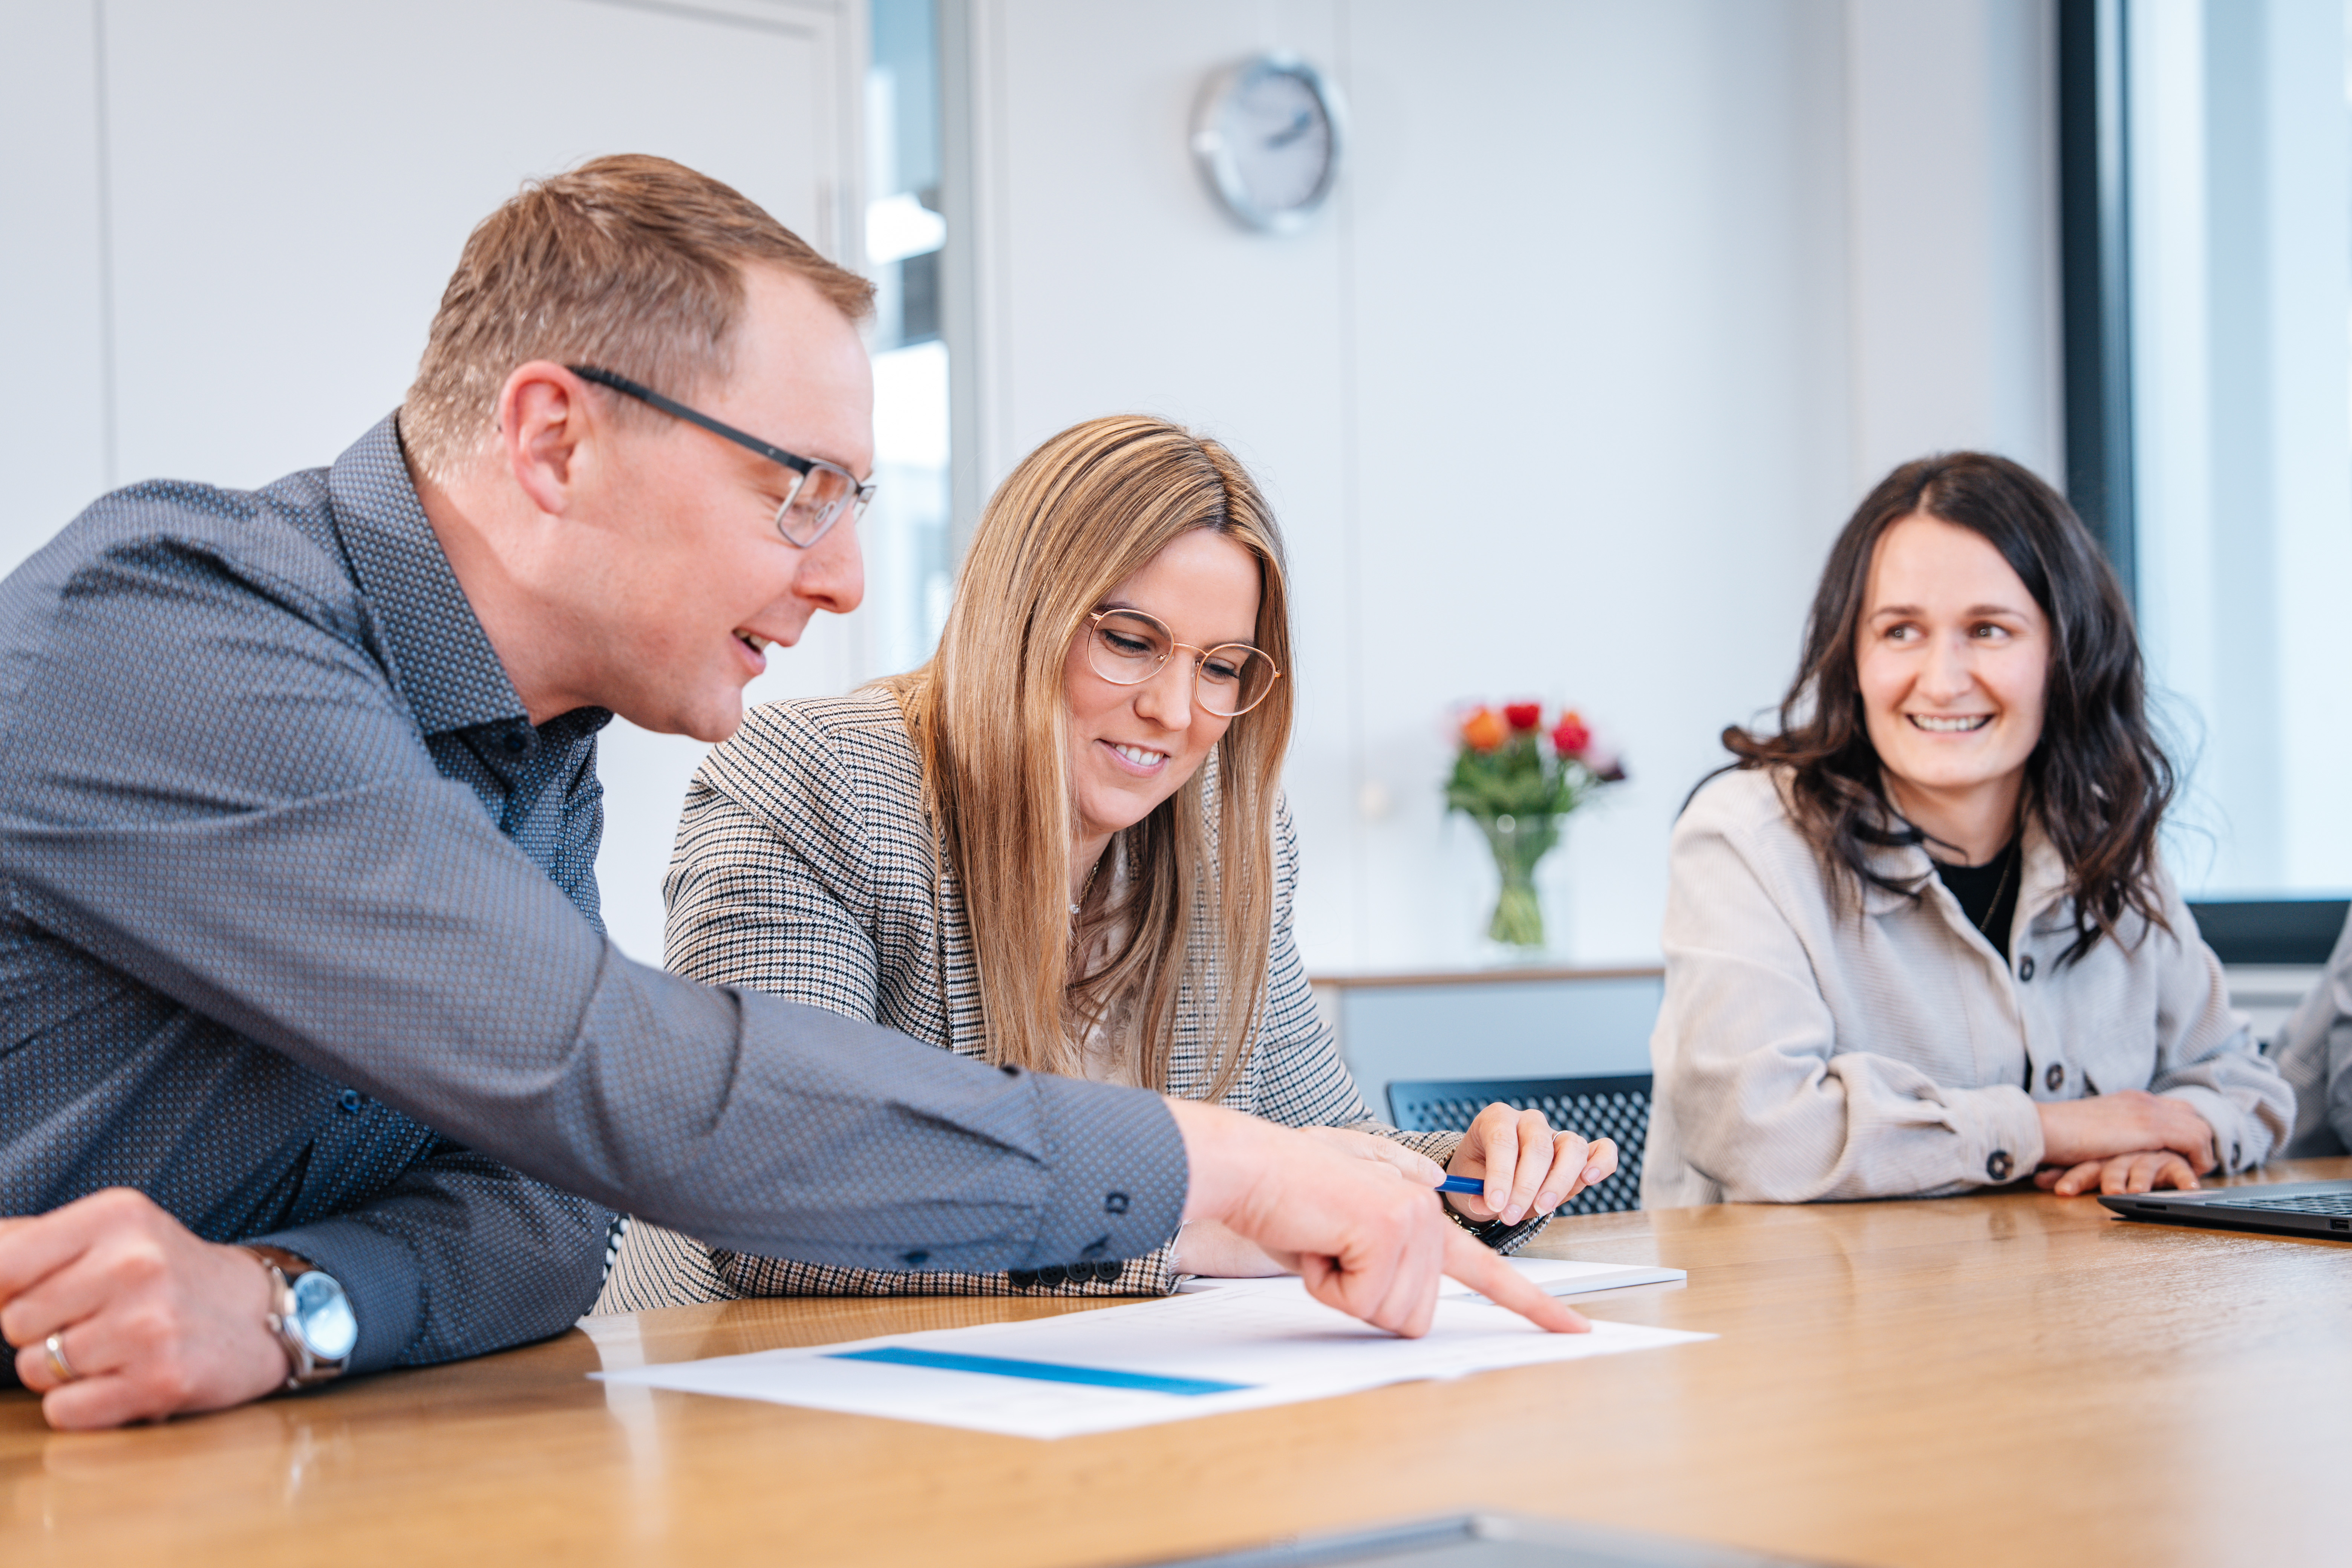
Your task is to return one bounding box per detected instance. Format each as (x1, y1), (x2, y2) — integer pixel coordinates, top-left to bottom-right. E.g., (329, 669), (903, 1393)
(7, 1159), (2348, 1567)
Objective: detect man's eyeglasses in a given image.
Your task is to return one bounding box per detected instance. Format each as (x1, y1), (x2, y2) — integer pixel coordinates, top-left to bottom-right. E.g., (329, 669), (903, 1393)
(569, 364), (876, 548)
(1086, 609), (1282, 718)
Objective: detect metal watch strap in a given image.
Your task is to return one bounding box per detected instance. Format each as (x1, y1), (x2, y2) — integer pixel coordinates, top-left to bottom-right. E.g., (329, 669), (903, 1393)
(240, 1245), (349, 1390)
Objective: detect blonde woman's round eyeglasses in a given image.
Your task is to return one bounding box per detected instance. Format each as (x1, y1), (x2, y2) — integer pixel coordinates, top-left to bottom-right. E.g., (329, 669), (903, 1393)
(1085, 609), (1282, 718)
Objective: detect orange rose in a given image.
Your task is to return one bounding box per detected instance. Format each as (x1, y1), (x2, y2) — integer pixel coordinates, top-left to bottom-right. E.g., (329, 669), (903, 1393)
(1461, 707), (1507, 752)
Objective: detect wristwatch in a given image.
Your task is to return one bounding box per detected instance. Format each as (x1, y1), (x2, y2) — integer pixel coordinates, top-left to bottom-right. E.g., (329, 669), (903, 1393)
(241, 1244), (358, 1389)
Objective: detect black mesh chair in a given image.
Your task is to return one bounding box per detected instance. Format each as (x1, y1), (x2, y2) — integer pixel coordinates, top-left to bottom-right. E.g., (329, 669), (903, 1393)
(1385, 1073), (1651, 1216)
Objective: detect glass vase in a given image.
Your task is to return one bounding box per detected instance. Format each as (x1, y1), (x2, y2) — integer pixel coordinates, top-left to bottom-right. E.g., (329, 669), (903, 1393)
(1475, 811), (1560, 952)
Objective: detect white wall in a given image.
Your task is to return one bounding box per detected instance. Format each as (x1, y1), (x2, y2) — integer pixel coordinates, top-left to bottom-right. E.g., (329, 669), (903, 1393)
(0, 0), (869, 965)
(956, 0), (2062, 972)
(1845, 0), (2063, 482)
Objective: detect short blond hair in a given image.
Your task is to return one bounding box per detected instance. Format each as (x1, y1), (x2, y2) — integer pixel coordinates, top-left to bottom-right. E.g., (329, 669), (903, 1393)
(400, 154), (873, 483)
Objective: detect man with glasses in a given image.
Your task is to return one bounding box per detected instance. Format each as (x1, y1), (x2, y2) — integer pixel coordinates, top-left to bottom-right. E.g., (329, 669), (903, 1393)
(0, 156), (1574, 1430)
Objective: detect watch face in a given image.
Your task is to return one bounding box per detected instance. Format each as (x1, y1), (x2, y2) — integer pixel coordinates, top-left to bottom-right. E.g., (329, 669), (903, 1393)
(1193, 55), (1344, 233)
(289, 1270), (359, 1362)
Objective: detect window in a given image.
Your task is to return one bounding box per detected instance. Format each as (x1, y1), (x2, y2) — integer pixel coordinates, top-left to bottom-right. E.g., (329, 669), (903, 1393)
(2064, 0), (2352, 906)
(864, 0), (955, 674)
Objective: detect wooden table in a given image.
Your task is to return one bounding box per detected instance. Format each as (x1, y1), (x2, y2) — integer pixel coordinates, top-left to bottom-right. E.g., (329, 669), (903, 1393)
(7, 1159), (2348, 1567)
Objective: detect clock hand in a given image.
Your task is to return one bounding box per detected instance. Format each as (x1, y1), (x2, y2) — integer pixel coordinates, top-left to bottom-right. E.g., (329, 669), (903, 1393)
(1264, 109), (1315, 150)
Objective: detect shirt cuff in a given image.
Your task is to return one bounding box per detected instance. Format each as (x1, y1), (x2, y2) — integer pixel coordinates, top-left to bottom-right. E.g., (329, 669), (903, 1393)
(1017, 1072), (1189, 1272)
(1959, 1084), (2046, 1186)
(248, 1216), (423, 1376)
(2160, 1086), (2251, 1173)
(1448, 1205), (1553, 1256)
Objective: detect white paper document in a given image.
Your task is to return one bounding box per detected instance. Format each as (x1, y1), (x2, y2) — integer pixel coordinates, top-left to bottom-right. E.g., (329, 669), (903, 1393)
(594, 1282), (1711, 1440)
(1177, 1256), (1686, 1302)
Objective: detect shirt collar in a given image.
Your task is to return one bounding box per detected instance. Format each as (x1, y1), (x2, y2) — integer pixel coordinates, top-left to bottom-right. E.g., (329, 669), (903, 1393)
(1857, 799), (2071, 929)
(326, 415), (529, 738)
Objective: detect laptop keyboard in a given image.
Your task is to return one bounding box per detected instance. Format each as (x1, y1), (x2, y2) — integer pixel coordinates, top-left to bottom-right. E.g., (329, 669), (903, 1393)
(2228, 1193), (2352, 1215)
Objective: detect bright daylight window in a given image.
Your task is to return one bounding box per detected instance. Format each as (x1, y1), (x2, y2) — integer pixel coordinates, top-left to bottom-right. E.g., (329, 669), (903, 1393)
(863, 0), (955, 674)
(2114, 0), (2352, 901)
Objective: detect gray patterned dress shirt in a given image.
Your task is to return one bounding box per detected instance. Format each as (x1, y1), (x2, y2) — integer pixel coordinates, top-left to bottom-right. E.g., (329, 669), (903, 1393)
(0, 416), (1187, 1378)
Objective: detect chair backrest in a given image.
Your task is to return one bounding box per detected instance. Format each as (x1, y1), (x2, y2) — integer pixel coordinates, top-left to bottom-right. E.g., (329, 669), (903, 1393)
(1385, 1073), (1651, 1216)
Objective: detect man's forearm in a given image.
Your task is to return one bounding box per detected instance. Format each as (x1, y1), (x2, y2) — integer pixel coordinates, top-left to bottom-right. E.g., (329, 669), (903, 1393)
(255, 1144), (612, 1374)
(5, 776), (1188, 1272)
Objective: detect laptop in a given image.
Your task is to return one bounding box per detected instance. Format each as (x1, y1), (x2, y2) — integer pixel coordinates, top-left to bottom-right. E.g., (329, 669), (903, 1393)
(2100, 1180), (2352, 1240)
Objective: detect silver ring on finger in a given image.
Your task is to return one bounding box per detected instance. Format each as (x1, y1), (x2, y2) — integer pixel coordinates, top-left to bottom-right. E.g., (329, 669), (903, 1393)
(43, 1331), (80, 1384)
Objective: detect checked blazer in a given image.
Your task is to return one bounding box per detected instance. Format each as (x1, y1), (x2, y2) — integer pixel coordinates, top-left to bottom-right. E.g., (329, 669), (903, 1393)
(596, 688), (1545, 1311)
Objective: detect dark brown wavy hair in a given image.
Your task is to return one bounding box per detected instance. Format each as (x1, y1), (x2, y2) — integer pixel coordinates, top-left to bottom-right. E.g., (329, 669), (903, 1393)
(1724, 452), (2174, 965)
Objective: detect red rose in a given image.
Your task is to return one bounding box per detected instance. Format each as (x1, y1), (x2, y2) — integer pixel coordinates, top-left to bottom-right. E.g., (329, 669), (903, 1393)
(1550, 714), (1592, 756)
(1503, 702), (1542, 732)
(1461, 707), (1507, 752)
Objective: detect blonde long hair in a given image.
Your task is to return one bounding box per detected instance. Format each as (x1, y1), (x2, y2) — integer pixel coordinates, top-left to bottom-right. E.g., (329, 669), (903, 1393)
(887, 415), (1295, 1098)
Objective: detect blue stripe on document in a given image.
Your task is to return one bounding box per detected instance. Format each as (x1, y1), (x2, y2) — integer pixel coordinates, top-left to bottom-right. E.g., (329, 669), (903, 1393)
(827, 1346), (1254, 1396)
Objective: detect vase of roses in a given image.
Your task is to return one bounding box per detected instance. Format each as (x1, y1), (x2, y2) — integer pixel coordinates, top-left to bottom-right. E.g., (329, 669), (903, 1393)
(1445, 702), (1626, 952)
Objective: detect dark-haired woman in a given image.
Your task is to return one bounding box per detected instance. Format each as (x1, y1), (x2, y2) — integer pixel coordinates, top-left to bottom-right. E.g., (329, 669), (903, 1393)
(1642, 453), (2292, 1206)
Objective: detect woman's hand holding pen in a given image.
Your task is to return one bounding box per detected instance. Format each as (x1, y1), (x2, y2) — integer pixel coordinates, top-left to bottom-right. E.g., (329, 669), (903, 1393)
(1442, 1103), (1619, 1226)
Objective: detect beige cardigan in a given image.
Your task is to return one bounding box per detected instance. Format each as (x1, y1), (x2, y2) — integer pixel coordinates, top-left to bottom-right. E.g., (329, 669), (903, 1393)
(1641, 767), (2293, 1207)
(598, 689), (1539, 1312)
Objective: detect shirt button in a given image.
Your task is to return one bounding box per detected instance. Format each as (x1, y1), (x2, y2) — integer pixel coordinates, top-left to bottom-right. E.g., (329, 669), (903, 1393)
(2045, 1063), (2064, 1092)
(2018, 955), (2037, 982)
(1986, 1150), (2014, 1182)
(337, 1088), (364, 1113)
(501, 729), (530, 755)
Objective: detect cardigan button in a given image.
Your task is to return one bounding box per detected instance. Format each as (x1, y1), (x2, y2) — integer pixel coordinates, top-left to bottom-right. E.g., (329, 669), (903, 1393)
(2018, 955), (2037, 982)
(2045, 1063), (2064, 1092)
(1986, 1150), (2014, 1182)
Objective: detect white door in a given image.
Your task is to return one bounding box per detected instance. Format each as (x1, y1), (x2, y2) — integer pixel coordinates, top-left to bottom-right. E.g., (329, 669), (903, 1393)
(0, 0), (869, 962)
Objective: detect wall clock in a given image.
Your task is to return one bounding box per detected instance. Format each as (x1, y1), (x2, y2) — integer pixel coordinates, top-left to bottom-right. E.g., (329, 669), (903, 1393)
(1190, 54), (1347, 234)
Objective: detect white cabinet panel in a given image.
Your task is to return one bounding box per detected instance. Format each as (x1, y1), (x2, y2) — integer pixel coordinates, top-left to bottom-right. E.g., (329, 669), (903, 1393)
(70, 0), (859, 963)
(99, 0), (841, 492)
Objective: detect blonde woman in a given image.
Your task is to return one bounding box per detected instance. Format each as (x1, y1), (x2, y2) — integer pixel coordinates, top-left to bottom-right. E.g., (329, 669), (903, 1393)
(599, 416), (1617, 1308)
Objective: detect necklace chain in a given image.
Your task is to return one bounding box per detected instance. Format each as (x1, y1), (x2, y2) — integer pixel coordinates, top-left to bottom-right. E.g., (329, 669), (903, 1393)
(1969, 840), (2019, 943)
(1069, 849), (1105, 918)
